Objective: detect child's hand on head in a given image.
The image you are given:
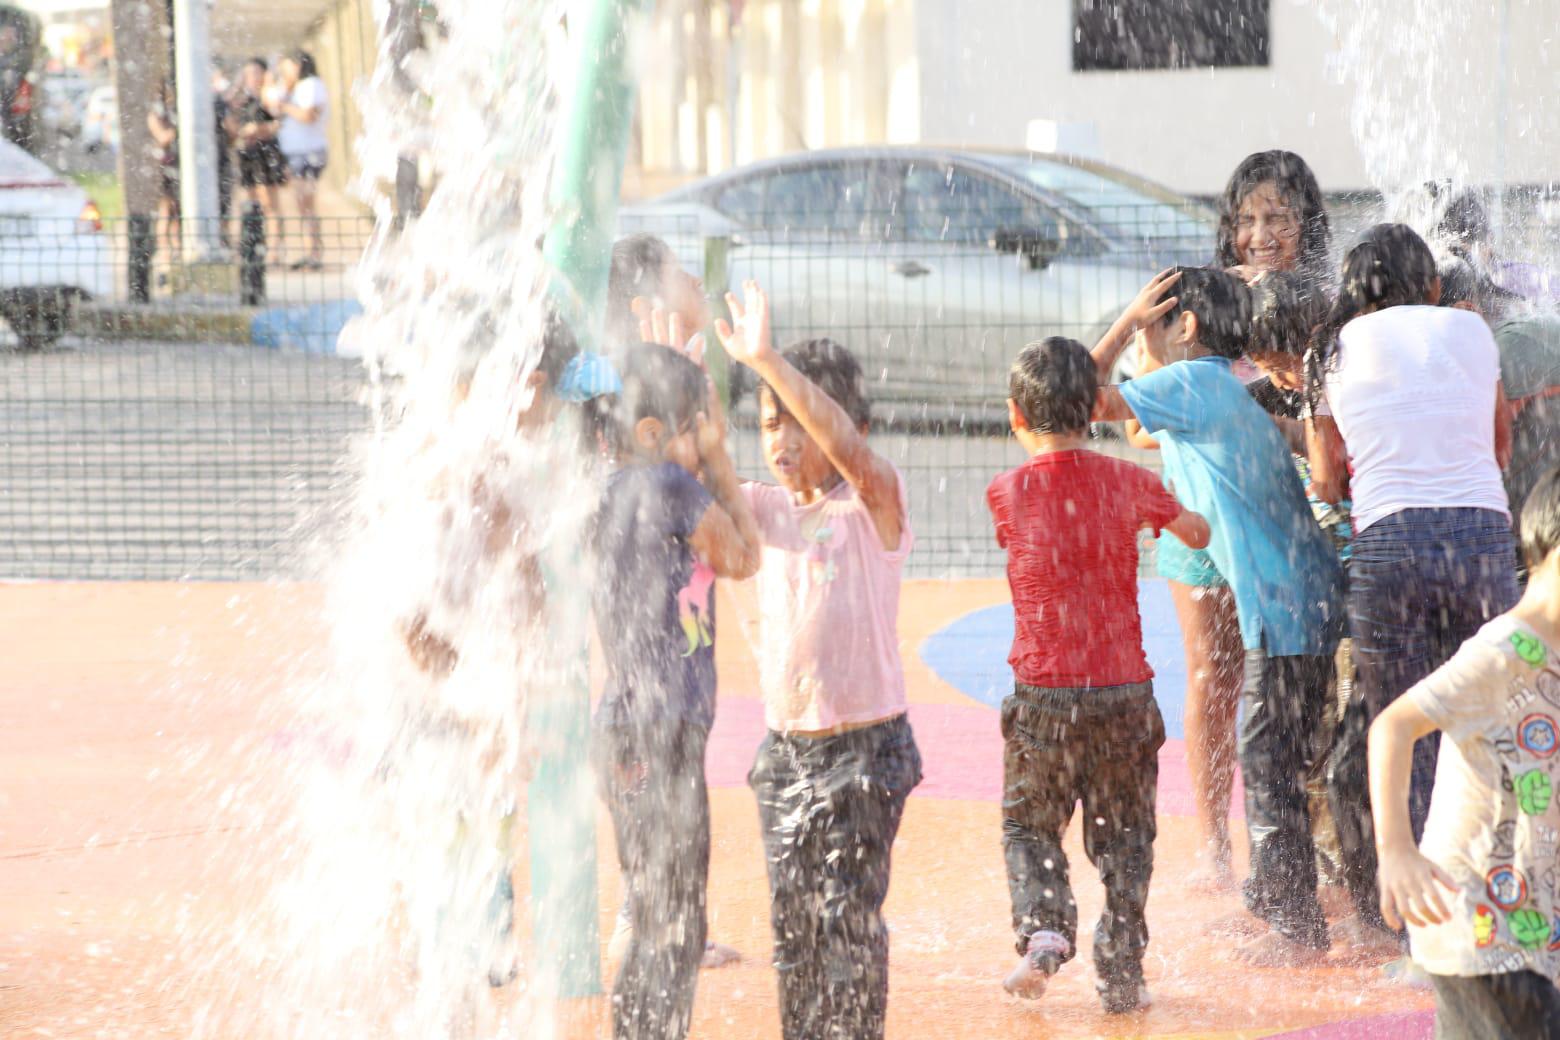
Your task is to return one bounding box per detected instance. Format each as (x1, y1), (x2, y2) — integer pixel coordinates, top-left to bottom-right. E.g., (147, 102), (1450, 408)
(714, 280), (775, 367)
(1125, 268), (1182, 331)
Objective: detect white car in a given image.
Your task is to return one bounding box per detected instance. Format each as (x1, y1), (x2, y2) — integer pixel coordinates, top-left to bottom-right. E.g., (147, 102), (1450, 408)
(0, 138), (110, 349)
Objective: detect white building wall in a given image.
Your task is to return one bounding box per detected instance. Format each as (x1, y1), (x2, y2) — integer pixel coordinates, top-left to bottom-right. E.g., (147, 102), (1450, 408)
(912, 0), (1560, 197)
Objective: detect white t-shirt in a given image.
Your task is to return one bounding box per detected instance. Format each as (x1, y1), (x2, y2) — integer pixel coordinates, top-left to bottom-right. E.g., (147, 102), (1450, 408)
(277, 76), (330, 157)
(1322, 306), (1508, 532)
(1406, 616), (1560, 979)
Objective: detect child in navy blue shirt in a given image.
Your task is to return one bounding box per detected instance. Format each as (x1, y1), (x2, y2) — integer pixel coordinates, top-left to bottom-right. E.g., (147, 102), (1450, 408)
(1092, 267), (1346, 967)
(590, 344), (759, 1040)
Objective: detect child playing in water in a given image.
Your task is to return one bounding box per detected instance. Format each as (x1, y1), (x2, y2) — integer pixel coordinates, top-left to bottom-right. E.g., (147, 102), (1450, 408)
(606, 233), (711, 355)
(989, 336), (1209, 1012)
(1369, 465), (1560, 1039)
(1135, 150), (1336, 894)
(1307, 224), (1519, 963)
(601, 232), (744, 972)
(589, 343), (759, 1040)
(711, 280), (920, 1040)
(1092, 266), (1347, 967)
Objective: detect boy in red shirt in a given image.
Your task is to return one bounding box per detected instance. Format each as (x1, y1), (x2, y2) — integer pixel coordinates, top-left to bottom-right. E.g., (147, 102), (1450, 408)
(988, 337), (1209, 1013)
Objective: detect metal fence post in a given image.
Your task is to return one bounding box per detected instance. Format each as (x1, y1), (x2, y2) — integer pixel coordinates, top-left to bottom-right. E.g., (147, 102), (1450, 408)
(702, 234), (731, 408)
(240, 204), (267, 306)
(127, 214), (154, 305)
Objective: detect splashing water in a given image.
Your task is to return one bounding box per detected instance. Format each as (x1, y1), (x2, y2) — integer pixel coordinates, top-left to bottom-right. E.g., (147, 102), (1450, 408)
(183, 3), (604, 1037)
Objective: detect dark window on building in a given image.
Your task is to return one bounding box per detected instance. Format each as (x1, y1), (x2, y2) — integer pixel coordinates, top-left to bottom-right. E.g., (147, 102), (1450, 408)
(1073, 0), (1270, 71)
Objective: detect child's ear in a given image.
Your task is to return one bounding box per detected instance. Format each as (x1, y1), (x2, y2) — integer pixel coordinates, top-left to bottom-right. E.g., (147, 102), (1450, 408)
(525, 370), (547, 391)
(1179, 310), (1199, 346)
(1006, 398), (1028, 436)
(633, 416), (663, 452)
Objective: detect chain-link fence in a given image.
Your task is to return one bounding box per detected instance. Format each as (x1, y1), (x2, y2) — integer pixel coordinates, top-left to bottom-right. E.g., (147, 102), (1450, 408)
(1, 199), (1211, 580)
(1, 213), (372, 579)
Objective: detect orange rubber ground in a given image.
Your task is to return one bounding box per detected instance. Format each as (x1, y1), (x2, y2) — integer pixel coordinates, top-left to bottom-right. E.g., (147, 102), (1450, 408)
(1, 582), (1436, 1038)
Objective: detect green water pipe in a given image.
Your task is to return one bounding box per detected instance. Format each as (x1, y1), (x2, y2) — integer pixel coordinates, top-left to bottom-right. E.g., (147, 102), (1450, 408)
(532, 0), (653, 1001)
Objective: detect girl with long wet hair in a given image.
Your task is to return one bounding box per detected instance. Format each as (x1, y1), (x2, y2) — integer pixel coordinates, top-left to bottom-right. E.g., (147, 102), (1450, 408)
(1133, 150), (1335, 896)
(1309, 223), (1518, 958)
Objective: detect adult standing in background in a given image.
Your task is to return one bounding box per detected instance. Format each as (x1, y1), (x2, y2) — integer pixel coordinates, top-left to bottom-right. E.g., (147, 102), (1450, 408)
(228, 58), (289, 255)
(274, 50), (329, 271)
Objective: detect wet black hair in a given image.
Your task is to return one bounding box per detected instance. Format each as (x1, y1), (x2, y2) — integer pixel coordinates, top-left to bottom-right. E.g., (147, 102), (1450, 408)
(1249, 270), (1329, 358)
(291, 50), (318, 80)
(1407, 180), (1492, 251)
(1520, 465), (1560, 569)
(758, 338), (870, 429)
(246, 56), (268, 72)
(611, 342), (705, 454)
(1156, 266), (1254, 360)
(1009, 337), (1096, 435)
(606, 233), (678, 349)
(536, 305), (580, 390)
(1436, 253), (1522, 320)
(1216, 150), (1333, 283)
(1307, 224), (1437, 402)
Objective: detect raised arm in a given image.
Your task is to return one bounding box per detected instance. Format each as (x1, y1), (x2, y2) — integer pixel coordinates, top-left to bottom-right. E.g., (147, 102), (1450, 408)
(689, 371), (761, 579)
(1090, 268), (1181, 378)
(715, 281), (902, 549)
(1369, 697), (1455, 928)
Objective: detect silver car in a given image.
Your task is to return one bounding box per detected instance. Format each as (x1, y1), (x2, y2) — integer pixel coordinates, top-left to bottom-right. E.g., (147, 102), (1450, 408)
(619, 146), (1215, 423)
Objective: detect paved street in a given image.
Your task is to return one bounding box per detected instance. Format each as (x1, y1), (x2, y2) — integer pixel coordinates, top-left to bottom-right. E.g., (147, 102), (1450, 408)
(1, 335), (1169, 581)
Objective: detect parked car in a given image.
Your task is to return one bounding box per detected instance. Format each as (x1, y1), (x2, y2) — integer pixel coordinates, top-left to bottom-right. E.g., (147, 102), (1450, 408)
(619, 146), (1216, 423)
(0, 137), (111, 349)
(0, 5), (43, 153)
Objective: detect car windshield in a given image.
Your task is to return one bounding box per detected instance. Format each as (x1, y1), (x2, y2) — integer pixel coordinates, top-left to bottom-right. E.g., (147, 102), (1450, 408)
(992, 157), (1212, 241)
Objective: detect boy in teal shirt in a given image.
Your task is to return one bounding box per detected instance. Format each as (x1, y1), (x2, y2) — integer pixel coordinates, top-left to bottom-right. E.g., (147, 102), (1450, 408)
(1093, 268), (1346, 967)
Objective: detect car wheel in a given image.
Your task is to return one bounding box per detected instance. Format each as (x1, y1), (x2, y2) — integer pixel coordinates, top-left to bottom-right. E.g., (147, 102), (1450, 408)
(2, 290), (72, 352)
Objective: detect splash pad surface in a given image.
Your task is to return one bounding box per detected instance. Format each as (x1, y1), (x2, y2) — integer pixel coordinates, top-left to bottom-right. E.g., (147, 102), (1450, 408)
(1, 579), (1434, 1038)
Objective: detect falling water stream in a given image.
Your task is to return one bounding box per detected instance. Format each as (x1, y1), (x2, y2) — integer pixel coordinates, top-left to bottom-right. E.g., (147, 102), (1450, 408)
(170, 3), (1559, 1038)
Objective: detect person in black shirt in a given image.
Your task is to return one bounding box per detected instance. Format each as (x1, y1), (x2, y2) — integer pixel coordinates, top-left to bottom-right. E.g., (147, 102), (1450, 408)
(226, 58), (288, 254)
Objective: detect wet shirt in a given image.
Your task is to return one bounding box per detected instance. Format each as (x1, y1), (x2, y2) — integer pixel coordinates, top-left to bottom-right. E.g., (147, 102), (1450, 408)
(987, 450), (1182, 688)
(741, 468), (912, 733)
(1323, 306), (1508, 532)
(1121, 356), (1344, 656)
(591, 462), (716, 730)
(1406, 616), (1560, 979)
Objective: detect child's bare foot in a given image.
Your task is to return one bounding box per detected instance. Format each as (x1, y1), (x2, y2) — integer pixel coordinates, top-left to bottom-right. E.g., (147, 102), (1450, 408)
(1327, 914), (1403, 966)
(1232, 930), (1328, 968)
(700, 940), (741, 969)
(1186, 855), (1235, 894)
(1208, 908), (1267, 940)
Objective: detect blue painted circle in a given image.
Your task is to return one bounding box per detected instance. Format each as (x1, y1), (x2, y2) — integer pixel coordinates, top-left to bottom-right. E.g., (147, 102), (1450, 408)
(919, 579), (1192, 741)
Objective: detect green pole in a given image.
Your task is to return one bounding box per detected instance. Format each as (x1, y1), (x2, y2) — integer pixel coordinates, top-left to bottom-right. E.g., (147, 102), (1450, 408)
(532, 0), (652, 1002)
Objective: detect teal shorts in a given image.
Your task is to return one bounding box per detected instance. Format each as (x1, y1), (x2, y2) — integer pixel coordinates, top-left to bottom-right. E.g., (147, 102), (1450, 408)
(1155, 533), (1228, 588)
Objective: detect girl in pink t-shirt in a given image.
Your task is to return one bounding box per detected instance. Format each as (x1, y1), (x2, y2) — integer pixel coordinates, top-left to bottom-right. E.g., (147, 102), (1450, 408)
(713, 281), (921, 1040)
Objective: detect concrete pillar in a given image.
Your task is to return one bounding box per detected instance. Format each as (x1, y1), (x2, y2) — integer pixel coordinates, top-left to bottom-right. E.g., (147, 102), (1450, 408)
(110, 0), (168, 221)
(171, 0), (221, 258)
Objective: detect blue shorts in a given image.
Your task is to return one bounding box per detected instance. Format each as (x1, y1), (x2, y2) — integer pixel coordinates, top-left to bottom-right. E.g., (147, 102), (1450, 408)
(1156, 533), (1227, 588)
(286, 150), (328, 180)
